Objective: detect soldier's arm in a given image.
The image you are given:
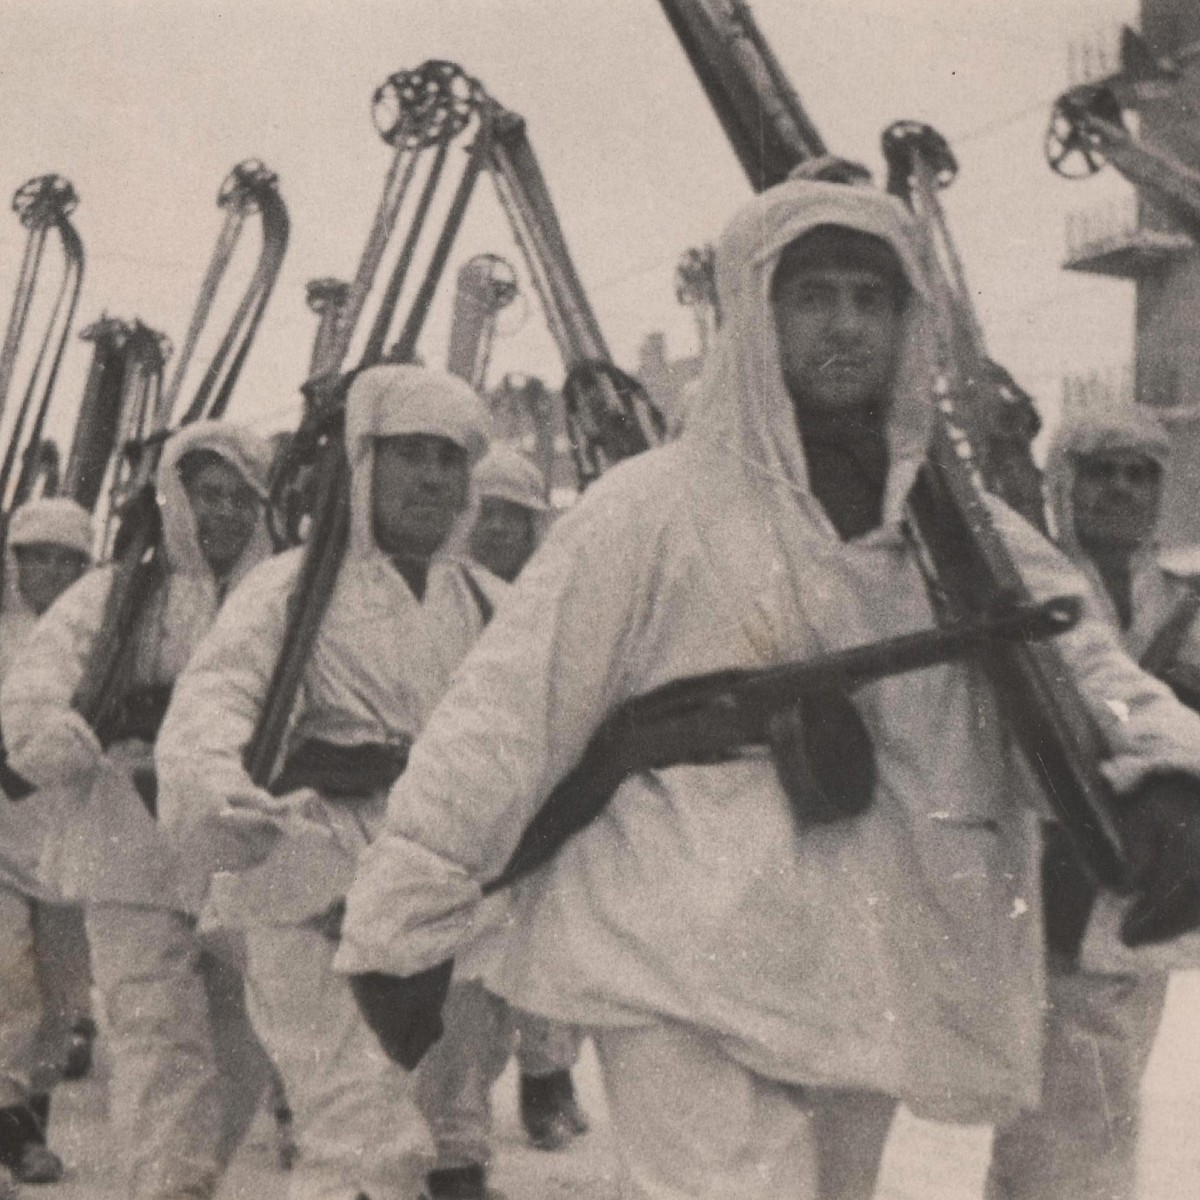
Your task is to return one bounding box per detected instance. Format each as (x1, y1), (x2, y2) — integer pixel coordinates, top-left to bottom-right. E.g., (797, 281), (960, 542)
(154, 551), (301, 839)
(337, 471), (660, 977)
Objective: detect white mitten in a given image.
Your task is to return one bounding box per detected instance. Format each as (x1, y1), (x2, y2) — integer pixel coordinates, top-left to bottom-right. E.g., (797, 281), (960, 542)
(16, 712), (104, 791)
(193, 787), (294, 875)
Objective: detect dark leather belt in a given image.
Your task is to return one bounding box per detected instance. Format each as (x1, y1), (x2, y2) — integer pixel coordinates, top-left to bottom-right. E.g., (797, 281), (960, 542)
(270, 738), (411, 799)
(94, 685), (174, 750)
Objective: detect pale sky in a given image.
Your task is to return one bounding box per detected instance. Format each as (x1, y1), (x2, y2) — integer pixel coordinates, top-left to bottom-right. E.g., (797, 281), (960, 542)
(0, 0), (1139, 446)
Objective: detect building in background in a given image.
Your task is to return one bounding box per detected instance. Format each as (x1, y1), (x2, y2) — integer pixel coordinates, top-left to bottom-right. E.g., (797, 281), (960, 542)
(1062, 0), (1200, 546)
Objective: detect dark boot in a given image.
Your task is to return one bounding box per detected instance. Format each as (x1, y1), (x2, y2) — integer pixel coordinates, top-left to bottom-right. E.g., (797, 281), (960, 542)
(273, 1102), (298, 1170)
(426, 1163), (487, 1199)
(9, 1096), (64, 1185)
(0, 1102), (64, 1182)
(0, 1106), (34, 1170)
(61, 1017), (97, 1082)
(519, 1069), (588, 1151)
(26, 1094), (48, 1141)
(15, 1141), (65, 1185)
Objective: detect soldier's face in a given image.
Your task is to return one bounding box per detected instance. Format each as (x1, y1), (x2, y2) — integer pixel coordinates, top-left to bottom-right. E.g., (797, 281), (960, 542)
(1071, 450), (1163, 555)
(372, 435), (470, 559)
(13, 543), (88, 616)
(183, 460), (262, 577)
(469, 497), (537, 582)
(772, 266), (904, 416)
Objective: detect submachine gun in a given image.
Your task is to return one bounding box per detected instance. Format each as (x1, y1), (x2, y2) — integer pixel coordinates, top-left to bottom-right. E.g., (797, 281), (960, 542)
(484, 596), (1080, 893)
(569, 0), (1132, 891)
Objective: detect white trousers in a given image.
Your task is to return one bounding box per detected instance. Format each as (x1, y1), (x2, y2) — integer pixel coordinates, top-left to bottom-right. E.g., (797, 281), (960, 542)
(593, 1020), (818, 1200)
(196, 937), (278, 1169)
(243, 923), (430, 1200)
(416, 980), (513, 1171)
(87, 904), (225, 1200)
(0, 888), (92, 1110)
(31, 899), (92, 1072)
(987, 965), (1169, 1200)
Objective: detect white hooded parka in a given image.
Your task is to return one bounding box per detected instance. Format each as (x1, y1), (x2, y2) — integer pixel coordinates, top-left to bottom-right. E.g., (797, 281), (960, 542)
(154, 366), (501, 929)
(0, 423), (273, 909)
(0, 499), (94, 900)
(335, 181), (1200, 1126)
(1045, 406), (1200, 973)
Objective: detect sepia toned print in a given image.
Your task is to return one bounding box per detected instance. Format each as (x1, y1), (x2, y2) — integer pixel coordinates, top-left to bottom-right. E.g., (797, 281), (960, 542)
(3, 1), (1200, 1198)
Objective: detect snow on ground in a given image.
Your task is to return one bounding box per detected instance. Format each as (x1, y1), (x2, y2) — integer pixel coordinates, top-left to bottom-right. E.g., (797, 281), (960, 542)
(36, 971), (1200, 1198)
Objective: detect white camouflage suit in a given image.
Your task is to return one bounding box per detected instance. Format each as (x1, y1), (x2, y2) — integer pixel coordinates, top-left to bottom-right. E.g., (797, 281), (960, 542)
(0, 500), (94, 1123)
(335, 180), (1200, 1200)
(155, 367), (501, 1200)
(461, 445), (584, 1092)
(1, 423), (275, 1200)
(987, 405), (1200, 1200)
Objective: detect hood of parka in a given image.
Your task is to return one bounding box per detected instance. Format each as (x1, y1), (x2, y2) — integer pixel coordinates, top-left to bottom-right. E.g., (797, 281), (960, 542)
(343, 364), (491, 566)
(1045, 403), (1170, 568)
(3, 496), (93, 612)
(471, 442), (553, 556)
(143, 420), (273, 682)
(685, 178), (938, 539)
(156, 419), (273, 582)
(671, 179), (939, 667)
(0, 497), (94, 675)
(473, 444), (549, 514)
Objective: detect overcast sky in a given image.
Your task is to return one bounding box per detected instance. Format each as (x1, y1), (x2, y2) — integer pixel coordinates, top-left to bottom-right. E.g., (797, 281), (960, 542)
(0, 0), (1139, 446)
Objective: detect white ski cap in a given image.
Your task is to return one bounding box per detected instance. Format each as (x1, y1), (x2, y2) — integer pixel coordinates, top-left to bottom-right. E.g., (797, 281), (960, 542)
(473, 444), (549, 511)
(346, 364), (491, 467)
(8, 497), (94, 557)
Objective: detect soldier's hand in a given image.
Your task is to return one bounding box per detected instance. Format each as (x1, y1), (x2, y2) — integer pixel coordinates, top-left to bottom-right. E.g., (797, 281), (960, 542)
(17, 712), (104, 792)
(349, 959), (454, 1070)
(1118, 772), (1200, 947)
(199, 792), (288, 874)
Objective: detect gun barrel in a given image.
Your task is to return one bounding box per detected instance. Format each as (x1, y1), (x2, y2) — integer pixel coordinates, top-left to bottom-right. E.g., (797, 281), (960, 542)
(482, 596), (1080, 895)
(629, 597), (1080, 728)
